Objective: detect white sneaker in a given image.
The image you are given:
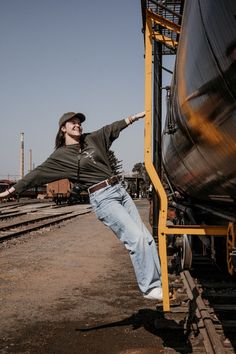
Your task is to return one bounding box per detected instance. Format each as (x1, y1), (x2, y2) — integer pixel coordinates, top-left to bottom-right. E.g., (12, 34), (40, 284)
(143, 287), (163, 300)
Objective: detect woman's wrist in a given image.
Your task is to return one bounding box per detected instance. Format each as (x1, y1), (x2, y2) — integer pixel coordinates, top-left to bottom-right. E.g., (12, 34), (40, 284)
(0, 187), (15, 200)
(6, 187), (15, 196)
(125, 116), (134, 125)
(125, 112), (145, 126)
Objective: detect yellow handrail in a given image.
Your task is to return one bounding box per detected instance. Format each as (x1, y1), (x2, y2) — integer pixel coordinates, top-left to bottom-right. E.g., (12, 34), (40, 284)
(144, 11), (170, 311)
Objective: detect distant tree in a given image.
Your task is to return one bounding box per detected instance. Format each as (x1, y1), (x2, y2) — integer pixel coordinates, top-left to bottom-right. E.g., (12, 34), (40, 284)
(132, 162), (149, 183)
(108, 150), (123, 175)
(132, 162), (150, 196)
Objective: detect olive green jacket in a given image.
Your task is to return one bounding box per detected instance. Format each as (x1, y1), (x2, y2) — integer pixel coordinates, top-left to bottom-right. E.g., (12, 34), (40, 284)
(14, 119), (128, 194)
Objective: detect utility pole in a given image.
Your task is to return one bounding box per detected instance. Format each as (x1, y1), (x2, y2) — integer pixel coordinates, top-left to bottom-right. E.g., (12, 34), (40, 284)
(20, 132), (25, 179)
(29, 149), (33, 172)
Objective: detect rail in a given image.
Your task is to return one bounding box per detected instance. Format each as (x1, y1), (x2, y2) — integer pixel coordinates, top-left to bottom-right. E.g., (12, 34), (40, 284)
(0, 206), (91, 242)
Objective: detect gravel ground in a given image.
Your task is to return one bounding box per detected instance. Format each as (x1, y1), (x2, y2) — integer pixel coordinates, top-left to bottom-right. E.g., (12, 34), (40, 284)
(0, 200), (182, 354)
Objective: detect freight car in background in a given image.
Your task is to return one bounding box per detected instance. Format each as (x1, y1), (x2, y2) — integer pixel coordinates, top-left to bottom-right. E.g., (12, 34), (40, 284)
(47, 179), (89, 205)
(0, 178), (88, 204)
(0, 179), (47, 200)
(142, 0), (236, 277)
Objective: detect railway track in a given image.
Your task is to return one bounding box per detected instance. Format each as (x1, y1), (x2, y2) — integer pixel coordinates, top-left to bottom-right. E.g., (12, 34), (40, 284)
(155, 256), (236, 353)
(0, 201), (91, 243)
(181, 269), (236, 354)
(0, 203), (56, 220)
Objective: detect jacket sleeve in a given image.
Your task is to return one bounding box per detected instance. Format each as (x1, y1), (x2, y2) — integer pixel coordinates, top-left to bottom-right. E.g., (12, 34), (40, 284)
(13, 150), (70, 194)
(99, 119), (128, 150)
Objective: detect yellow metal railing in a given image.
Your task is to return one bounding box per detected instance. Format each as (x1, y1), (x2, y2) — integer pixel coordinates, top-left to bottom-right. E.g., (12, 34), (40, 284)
(147, 9), (181, 34)
(144, 10), (170, 311)
(146, 8), (180, 50)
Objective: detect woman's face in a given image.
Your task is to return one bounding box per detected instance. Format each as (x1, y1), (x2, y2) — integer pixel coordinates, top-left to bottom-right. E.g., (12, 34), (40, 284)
(61, 117), (83, 143)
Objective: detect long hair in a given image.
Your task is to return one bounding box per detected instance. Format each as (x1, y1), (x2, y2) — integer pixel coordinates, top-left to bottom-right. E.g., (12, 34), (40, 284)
(54, 127), (87, 150)
(55, 128), (65, 149)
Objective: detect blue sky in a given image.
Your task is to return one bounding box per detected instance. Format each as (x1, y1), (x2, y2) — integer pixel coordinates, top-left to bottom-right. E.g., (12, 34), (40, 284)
(1, 0), (174, 180)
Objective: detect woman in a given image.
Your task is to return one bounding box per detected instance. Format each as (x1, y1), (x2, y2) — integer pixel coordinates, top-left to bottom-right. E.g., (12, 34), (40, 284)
(0, 111), (162, 300)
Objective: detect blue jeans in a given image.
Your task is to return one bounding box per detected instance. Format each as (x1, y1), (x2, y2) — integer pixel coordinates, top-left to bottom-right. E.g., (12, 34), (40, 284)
(89, 183), (161, 294)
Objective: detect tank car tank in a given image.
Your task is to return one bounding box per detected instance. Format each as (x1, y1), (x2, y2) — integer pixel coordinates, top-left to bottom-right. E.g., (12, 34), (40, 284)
(162, 0), (236, 212)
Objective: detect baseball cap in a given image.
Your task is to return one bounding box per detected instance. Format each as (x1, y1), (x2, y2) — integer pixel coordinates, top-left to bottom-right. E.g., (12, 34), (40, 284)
(59, 112), (86, 127)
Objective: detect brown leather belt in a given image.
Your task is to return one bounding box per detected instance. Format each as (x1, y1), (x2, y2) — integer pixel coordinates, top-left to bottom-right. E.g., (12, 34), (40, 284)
(88, 176), (119, 194)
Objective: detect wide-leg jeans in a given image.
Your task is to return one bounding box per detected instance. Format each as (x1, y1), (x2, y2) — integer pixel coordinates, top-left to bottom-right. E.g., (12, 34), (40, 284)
(89, 183), (162, 294)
